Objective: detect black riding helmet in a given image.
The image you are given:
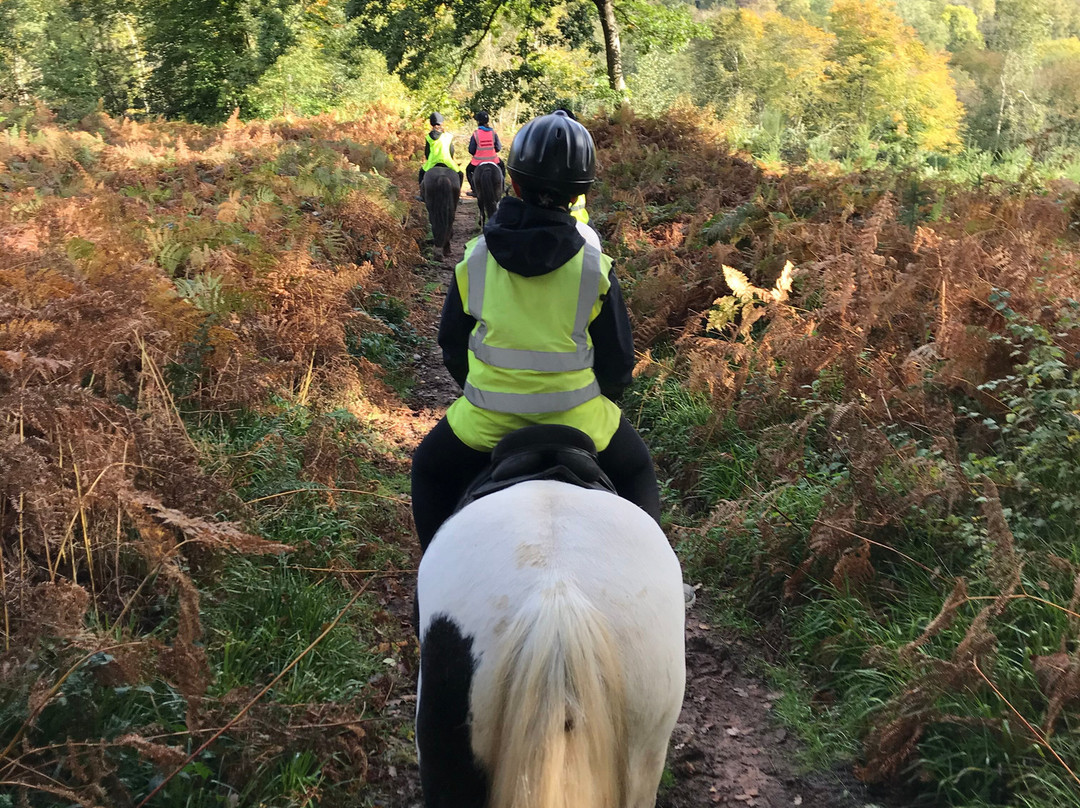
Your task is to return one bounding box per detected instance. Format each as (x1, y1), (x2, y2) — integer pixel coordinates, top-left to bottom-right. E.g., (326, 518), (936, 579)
(508, 110), (595, 201)
(429, 111), (444, 127)
(474, 110), (490, 126)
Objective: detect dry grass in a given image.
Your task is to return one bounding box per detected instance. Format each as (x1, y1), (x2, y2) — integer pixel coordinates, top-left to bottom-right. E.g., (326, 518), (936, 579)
(0, 108), (426, 804)
(592, 107), (1080, 798)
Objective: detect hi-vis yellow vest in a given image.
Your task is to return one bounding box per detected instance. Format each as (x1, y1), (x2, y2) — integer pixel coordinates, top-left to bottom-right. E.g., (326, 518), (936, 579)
(445, 222), (622, 452)
(423, 132), (457, 172)
(570, 195), (589, 224)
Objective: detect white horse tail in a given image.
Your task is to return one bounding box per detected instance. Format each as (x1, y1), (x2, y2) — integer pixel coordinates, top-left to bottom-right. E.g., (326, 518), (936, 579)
(481, 580), (627, 808)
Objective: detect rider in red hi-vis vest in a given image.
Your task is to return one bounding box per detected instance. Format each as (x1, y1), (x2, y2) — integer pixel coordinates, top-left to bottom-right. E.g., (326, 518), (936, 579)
(470, 128), (498, 165)
(466, 110), (505, 196)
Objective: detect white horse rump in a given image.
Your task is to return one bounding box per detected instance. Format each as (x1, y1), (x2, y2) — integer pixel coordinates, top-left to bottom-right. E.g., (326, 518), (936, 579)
(416, 480), (686, 808)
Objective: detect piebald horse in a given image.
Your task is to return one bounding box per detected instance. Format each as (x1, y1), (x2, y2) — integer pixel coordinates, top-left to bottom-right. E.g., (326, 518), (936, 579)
(416, 480), (686, 808)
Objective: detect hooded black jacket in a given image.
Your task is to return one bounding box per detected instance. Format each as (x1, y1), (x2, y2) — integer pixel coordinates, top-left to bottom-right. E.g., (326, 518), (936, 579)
(438, 196), (636, 402)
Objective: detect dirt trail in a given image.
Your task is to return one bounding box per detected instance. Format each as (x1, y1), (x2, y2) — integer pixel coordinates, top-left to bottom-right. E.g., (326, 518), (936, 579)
(661, 617), (885, 808)
(392, 197), (890, 808)
(407, 195), (477, 412)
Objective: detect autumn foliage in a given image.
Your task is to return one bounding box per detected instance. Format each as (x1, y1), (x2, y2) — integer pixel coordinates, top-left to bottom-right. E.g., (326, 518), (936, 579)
(0, 107), (424, 804)
(591, 107), (1080, 801)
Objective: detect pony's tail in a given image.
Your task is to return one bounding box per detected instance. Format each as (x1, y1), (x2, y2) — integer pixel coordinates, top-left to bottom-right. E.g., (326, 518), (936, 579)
(425, 171), (455, 252)
(476, 163), (502, 224)
(481, 582), (627, 808)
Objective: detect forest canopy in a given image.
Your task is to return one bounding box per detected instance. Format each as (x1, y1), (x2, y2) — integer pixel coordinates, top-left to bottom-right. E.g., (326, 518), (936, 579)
(2, 0), (1080, 170)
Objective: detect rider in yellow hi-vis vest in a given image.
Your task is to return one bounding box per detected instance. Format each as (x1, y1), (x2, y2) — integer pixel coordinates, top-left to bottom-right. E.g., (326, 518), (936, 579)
(569, 195), (589, 224)
(410, 110), (661, 552)
(417, 112), (463, 201)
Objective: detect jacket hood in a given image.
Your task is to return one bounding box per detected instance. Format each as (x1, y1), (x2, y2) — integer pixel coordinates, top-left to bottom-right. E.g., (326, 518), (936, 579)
(482, 196), (583, 277)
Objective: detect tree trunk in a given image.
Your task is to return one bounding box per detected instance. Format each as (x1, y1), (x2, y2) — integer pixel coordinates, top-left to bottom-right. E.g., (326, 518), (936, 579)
(593, 0), (626, 96)
(995, 69), (1007, 150)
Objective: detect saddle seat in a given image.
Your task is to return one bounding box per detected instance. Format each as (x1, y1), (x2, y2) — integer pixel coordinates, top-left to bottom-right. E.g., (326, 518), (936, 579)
(457, 424), (615, 512)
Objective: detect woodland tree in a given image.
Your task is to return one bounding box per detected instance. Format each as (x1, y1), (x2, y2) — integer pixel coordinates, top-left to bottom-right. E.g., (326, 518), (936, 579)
(243, 1), (408, 117)
(594, 0), (627, 93)
(680, 1), (962, 156)
(1, 0), (1078, 164)
(826, 0), (962, 152)
(0, 0), (147, 117)
(345, 0), (698, 101)
(142, 0), (298, 121)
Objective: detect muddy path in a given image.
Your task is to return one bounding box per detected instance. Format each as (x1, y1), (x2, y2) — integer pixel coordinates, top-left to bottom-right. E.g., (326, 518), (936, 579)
(661, 617), (886, 808)
(381, 196), (892, 808)
(406, 194), (477, 413)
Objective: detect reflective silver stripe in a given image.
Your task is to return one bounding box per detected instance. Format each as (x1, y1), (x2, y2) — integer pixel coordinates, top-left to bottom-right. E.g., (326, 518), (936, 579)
(573, 223), (604, 356)
(465, 238), (487, 321)
(473, 342), (593, 372)
(464, 227), (604, 372)
(570, 200), (586, 211)
(464, 380), (601, 413)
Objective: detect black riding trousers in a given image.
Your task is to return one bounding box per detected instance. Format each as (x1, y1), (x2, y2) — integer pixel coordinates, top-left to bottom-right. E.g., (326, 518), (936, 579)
(411, 416), (661, 553)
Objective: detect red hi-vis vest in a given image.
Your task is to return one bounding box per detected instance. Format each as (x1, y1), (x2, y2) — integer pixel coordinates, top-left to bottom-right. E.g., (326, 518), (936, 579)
(470, 128), (499, 166)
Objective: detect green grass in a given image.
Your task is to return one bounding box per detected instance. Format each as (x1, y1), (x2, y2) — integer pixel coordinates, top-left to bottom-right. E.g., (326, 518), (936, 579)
(346, 291), (426, 398)
(203, 558), (378, 703)
(0, 399), (414, 807)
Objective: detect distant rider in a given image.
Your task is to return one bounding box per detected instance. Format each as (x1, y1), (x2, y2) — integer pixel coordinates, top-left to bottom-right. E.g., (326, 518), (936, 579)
(418, 112), (463, 202)
(466, 110), (505, 196)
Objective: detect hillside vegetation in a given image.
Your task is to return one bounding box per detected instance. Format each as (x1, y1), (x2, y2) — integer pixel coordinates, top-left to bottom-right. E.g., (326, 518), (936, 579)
(3, 103), (1079, 807)
(590, 107), (1080, 807)
(4, 0), (1080, 176)
(0, 109), (429, 806)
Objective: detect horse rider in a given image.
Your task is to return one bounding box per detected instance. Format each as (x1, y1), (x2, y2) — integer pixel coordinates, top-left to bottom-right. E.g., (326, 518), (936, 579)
(466, 110), (505, 196)
(411, 110), (661, 553)
(418, 112), (463, 202)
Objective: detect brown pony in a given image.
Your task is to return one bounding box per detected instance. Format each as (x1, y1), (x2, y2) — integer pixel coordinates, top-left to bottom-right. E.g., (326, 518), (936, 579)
(422, 166), (461, 261)
(473, 162), (503, 228)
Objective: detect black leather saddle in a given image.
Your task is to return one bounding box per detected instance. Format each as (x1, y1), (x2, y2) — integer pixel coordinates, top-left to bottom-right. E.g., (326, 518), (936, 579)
(457, 424), (616, 512)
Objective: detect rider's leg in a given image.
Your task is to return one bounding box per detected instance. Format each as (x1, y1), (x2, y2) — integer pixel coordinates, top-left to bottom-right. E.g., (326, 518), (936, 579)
(417, 168), (426, 201)
(411, 417), (492, 553)
(597, 417), (661, 525)
(412, 418), (490, 636)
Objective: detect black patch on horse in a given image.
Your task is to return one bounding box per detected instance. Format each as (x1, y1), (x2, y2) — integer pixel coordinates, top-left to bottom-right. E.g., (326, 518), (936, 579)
(417, 614), (488, 807)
